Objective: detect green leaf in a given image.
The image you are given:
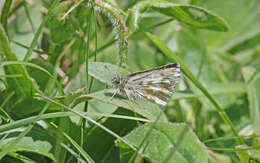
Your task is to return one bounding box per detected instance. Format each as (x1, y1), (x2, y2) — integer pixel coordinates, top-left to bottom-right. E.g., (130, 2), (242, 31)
(85, 108), (137, 162)
(0, 25), (39, 99)
(228, 34), (260, 54)
(209, 153), (231, 163)
(88, 62), (128, 86)
(47, 1), (77, 43)
(0, 0), (12, 32)
(242, 66), (260, 135)
(144, 31), (243, 144)
(117, 122), (208, 163)
(11, 97), (45, 119)
(74, 89), (168, 121)
(0, 61), (64, 95)
(28, 58), (53, 91)
(128, 0), (228, 32)
(197, 0), (260, 51)
(0, 136), (55, 161)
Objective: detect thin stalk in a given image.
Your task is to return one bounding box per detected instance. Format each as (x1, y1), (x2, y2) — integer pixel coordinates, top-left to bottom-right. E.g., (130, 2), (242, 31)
(23, 0), (35, 33)
(23, 0), (60, 61)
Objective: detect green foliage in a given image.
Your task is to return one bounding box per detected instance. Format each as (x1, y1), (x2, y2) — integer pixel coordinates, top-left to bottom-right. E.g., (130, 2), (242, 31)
(117, 122), (208, 163)
(0, 0), (259, 162)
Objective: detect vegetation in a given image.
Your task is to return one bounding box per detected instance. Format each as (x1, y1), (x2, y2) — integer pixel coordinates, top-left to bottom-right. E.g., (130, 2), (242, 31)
(0, 0), (259, 162)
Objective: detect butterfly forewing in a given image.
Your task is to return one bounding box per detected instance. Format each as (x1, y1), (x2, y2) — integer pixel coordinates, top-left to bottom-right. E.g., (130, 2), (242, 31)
(124, 63), (181, 106)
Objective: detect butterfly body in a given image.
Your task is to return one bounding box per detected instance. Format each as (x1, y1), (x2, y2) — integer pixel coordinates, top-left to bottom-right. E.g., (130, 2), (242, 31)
(111, 63), (181, 106)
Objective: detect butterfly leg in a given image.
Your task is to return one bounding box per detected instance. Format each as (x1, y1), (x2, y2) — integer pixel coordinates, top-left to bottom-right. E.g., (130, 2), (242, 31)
(110, 88), (120, 100)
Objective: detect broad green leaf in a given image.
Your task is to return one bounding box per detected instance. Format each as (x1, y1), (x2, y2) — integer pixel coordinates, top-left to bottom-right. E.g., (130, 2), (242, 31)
(0, 25), (39, 99)
(197, 0), (260, 51)
(127, 0), (228, 33)
(11, 97), (45, 119)
(47, 1), (77, 43)
(0, 135), (55, 161)
(28, 58), (53, 91)
(236, 145), (260, 163)
(88, 62), (128, 86)
(228, 34), (260, 54)
(117, 122), (208, 163)
(242, 67), (260, 135)
(73, 89), (168, 121)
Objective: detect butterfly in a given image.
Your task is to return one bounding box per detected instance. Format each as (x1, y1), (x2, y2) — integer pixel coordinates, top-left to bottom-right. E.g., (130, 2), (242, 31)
(111, 63), (181, 106)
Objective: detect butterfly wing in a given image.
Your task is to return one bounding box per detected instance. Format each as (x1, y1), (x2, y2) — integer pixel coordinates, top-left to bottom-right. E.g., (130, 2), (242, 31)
(124, 63), (181, 106)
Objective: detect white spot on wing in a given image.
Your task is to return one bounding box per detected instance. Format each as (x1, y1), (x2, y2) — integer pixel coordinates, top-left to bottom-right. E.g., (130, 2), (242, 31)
(154, 96), (167, 106)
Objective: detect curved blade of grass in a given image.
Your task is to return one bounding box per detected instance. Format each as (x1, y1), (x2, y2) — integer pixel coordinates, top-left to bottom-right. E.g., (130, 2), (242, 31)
(0, 25), (38, 97)
(61, 143), (87, 163)
(71, 89), (168, 122)
(7, 151), (37, 163)
(63, 132), (94, 163)
(0, 0), (12, 32)
(242, 67), (260, 136)
(0, 61), (64, 95)
(204, 134), (260, 144)
(144, 31), (244, 145)
(0, 111), (149, 134)
(36, 93), (137, 151)
(0, 125), (33, 159)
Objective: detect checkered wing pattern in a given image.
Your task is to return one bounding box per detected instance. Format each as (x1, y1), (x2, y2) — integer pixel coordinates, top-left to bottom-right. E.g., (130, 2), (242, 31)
(124, 63), (181, 106)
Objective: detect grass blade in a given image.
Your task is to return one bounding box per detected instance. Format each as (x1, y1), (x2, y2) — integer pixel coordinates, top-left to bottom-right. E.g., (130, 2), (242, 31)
(144, 31), (244, 145)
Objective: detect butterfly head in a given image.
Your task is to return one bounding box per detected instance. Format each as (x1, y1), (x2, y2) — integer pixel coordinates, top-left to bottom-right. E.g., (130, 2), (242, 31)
(111, 75), (121, 86)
